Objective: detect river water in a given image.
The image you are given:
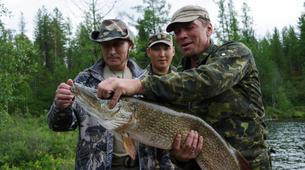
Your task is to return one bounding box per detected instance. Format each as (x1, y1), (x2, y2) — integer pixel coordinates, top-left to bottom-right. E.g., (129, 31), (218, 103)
(266, 120), (305, 170)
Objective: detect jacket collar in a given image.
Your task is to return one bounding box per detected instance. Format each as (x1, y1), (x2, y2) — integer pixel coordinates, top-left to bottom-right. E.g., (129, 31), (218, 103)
(88, 58), (145, 81)
(145, 64), (176, 76)
(179, 40), (218, 70)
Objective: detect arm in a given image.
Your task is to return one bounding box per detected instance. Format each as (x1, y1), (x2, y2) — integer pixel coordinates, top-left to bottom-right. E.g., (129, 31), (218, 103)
(142, 42), (252, 102)
(47, 79), (78, 131)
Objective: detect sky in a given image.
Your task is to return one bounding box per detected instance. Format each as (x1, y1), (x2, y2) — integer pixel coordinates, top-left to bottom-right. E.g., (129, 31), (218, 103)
(1, 0), (304, 40)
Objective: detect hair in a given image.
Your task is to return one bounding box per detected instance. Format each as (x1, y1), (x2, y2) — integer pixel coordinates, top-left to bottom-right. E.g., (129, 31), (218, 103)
(197, 17), (210, 27)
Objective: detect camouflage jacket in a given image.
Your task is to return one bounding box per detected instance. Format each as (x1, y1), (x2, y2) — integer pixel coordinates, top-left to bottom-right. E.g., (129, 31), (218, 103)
(141, 41), (271, 170)
(47, 58), (173, 170)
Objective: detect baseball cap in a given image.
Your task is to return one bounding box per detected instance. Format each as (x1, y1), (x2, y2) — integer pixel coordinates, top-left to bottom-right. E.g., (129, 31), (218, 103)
(90, 19), (134, 44)
(166, 5), (210, 32)
(147, 32), (173, 48)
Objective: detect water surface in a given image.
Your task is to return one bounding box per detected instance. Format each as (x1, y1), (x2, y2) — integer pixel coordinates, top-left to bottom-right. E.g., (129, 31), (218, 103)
(266, 120), (305, 170)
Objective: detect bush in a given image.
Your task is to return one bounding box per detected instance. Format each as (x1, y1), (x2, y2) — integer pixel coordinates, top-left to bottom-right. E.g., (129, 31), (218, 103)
(0, 114), (77, 169)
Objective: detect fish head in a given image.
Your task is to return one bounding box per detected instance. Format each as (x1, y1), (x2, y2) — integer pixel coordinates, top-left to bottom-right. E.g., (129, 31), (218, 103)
(72, 83), (134, 130)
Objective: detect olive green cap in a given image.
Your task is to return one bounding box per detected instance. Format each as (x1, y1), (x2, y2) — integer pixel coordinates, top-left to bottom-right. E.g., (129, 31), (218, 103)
(166, 5), (210, 32)
(147, 32), (173, 48)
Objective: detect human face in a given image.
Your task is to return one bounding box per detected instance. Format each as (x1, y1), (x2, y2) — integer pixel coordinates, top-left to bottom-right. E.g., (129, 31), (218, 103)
(173, 19), (212, 57)
(147, 43), (175, 75)
(101, 39), (132, 71)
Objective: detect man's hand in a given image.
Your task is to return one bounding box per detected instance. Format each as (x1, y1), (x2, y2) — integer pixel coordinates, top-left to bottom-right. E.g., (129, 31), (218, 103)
(97, 78), (143, 108)
(54, 79), (74, 110)
(171, 130), (203, 161)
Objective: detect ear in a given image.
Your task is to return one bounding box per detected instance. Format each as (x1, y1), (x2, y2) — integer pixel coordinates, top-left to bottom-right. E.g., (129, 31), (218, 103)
(146, 48), (151, 58)
(128, 41), (134, 49)
(172, 46), (176, 56)
(207, 23), (213, 37)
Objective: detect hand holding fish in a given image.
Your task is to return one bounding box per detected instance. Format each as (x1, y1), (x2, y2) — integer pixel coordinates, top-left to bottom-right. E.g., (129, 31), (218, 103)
(54, 79), (74, 110)
(97, 77), (144, 108)
(171, 130), (203, 161)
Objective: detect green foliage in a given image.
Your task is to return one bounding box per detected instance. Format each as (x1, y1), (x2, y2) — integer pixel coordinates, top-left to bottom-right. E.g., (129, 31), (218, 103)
(68, 23), (100, 77)
(131, 0), (171, 68)
(0, 109), (12, 129)
(275, 87), (292, 111)
(0, 0), (305, 120)
(297, 13), (305, 74)
(282, 26), (299, 76)
(0, 115), (76, 169)
(266, 106), (305, 119)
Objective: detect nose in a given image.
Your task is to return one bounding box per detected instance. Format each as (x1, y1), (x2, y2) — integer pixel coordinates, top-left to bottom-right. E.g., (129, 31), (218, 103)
(109, 46), (116, 55)
(175, 28), (187, 40)
(159, 49), (166, 57)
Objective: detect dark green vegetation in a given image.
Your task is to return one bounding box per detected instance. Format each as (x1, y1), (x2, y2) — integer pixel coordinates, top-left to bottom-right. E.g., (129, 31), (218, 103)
(0, 114), (77, 169)
(0, 0), (305, 168)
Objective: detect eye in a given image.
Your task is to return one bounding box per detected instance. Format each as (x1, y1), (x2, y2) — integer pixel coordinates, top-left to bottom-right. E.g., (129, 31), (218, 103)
(151, 45), (161, 51)
(163, 46), (170, 50)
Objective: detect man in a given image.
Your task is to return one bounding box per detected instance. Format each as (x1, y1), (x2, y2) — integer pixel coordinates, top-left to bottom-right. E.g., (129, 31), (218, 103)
(47, 19), (175, 170)
(97, 5), (271, 170)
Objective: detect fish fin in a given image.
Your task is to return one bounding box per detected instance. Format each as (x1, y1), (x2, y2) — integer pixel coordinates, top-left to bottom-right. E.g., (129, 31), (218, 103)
(122, 133), (137, 160)
(234, 149), (251, 170)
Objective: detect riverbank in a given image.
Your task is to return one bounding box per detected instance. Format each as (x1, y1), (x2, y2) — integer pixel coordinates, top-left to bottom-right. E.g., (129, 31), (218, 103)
(265, 106), (305, 120)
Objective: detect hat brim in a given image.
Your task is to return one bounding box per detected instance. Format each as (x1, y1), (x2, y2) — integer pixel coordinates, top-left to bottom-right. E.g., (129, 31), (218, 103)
(90, 31), (131, 43)
(148, 40), (172, 48)
(166, 15), (199, 32)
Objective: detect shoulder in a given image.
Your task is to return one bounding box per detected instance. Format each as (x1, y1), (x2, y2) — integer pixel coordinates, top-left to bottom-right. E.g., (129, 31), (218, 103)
(74, 59), (104, 86)
(216, 41), (253, 57)
(74, 68), (91, 84)
(212, 41), (253, 59)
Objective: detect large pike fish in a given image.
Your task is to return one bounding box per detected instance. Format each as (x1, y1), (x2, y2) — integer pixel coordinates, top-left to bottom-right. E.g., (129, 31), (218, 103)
(71, 83), (250, 170)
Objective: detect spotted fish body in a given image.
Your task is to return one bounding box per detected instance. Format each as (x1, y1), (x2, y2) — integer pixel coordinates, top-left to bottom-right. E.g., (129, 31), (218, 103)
(71, 83), (250, 170)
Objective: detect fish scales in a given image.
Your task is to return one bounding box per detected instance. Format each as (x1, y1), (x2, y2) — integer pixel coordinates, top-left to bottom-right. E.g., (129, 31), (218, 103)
(71, 83), (248, 170)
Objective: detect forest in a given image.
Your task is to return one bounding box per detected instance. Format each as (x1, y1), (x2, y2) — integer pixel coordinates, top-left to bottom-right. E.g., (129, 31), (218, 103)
(0, 0), (304, 169)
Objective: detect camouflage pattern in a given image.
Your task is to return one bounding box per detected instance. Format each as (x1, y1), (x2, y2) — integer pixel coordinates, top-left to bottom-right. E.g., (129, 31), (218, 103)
(141, 41), (271, 170)
(48, 58), (172, 169)
(90, 19), (134, 44)
(147, 32), (173, 48)
(143, 64), (176, 76)
(136, 63), (177, 170)
(166, 5), (210, 32)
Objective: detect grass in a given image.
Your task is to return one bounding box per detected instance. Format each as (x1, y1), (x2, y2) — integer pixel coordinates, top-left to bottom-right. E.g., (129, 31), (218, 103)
(0, 113), (77, 169)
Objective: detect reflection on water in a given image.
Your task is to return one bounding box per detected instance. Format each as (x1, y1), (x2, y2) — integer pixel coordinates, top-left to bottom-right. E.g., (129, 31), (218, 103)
(266, 120), (305, 170)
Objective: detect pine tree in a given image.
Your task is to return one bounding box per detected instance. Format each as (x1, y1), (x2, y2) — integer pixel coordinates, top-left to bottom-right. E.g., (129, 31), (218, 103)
(127, 0), (171, 67)
(297, 12), (305, 75)
(227, 0), (240, 41)
(282, 26), (299, 76)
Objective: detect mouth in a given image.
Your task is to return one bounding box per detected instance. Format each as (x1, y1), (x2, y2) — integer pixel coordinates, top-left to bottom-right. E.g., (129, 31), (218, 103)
(158, 60), (167, 63)
(181, 42), (192, 50)
(107, 57), (120, 62)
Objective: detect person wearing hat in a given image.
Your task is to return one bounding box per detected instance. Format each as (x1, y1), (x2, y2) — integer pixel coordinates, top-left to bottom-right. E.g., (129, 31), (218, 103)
(136, 32), (178, 169)
(144, 32), (176, 76)
(97, 5), (271, 170)
(47, 19), (175, 170)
